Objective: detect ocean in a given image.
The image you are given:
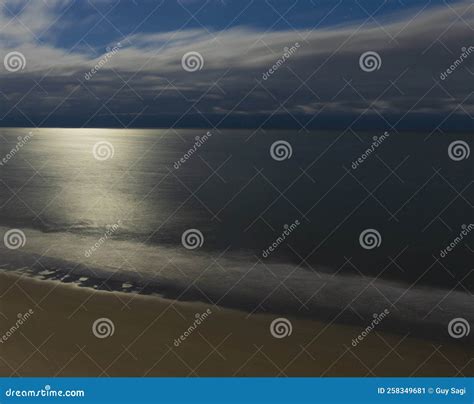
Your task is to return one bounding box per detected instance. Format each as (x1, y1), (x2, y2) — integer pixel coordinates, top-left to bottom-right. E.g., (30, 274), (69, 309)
(0, 128), (472, 341)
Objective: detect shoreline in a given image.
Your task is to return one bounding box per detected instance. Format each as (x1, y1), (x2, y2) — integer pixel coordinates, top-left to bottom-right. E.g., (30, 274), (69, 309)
(3, 262), (473, 346)
(1, 224), (472, 345)
(0, 271), (472, 377)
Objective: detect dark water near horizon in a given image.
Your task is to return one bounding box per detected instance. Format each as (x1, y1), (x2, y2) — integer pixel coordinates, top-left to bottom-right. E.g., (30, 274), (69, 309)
(0, 128), (472, 341)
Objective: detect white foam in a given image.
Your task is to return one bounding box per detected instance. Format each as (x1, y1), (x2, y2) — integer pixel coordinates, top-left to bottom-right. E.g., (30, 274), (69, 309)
(0, 226), (472, 336)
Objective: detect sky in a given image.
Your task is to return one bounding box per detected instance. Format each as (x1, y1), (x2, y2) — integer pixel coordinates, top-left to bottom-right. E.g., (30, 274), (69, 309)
(0, 0), (472, 130)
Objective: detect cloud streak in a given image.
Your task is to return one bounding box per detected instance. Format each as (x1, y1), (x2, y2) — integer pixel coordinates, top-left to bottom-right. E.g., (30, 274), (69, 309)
(0, 0), (472, 129)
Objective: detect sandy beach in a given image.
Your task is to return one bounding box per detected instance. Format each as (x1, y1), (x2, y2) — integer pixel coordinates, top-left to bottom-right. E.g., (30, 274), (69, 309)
(0, 271), (472, 377)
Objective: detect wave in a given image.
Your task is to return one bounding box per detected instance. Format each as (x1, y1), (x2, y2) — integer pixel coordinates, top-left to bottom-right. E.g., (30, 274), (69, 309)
(0, 226), (472, 343)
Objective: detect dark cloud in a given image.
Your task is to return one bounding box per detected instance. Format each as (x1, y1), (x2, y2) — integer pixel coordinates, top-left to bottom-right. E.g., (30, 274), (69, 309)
(0, 1), (472, 129)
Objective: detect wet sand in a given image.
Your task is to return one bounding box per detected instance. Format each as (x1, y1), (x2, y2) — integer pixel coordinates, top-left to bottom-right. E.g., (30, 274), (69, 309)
(0, 271), (472, 377)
